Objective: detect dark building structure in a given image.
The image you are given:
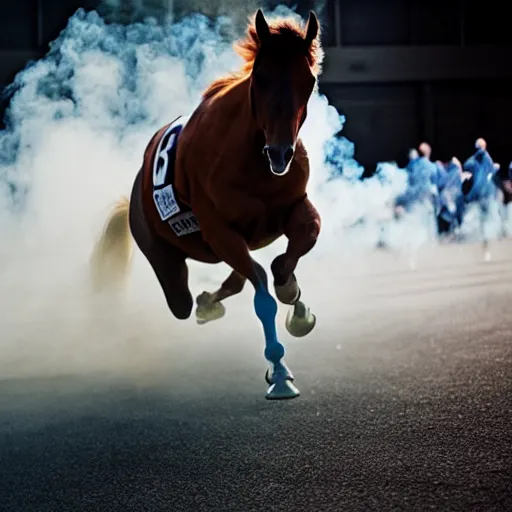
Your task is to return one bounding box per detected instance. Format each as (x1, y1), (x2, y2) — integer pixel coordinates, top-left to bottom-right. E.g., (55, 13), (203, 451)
(1, 0), (511, 173)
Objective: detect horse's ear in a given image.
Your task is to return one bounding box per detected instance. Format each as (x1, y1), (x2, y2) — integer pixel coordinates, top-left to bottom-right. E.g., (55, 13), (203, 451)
(304, 11), (319, 46)
(255, 9), (270, 44)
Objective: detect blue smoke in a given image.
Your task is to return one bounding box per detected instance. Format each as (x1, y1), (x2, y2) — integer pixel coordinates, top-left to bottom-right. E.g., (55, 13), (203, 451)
(2, 9), (233, 145)
(0, 8), (239, 211)
(324, 135), (365, 182)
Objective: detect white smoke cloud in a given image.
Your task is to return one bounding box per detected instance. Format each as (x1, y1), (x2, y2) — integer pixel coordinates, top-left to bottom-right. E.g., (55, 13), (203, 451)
(0, 4), (497, 381)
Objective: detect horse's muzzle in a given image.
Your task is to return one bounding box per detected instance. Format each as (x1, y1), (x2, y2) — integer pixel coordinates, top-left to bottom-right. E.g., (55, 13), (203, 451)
(263, 144), (294, 176)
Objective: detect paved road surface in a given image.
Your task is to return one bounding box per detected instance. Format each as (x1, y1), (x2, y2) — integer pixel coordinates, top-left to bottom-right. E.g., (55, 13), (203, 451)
(1, 241), (511, 511)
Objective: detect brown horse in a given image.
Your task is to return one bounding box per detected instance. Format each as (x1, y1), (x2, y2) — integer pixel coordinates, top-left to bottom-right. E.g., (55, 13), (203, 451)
(90, 9), (323, 400)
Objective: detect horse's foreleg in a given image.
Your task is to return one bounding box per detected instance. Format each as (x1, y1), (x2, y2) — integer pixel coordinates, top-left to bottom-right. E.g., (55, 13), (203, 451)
(195, 271), (246, 325)
(251, 260), (299, 399)
(192, 192), (298, 400)
(271, 197), (320, 338)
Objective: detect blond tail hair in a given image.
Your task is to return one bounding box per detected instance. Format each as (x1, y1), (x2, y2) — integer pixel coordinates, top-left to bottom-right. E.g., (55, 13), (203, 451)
(90, 197), (133, 293)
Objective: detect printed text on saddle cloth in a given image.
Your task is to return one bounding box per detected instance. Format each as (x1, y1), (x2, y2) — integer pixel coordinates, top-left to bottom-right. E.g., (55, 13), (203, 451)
(152, 117), (200, 237)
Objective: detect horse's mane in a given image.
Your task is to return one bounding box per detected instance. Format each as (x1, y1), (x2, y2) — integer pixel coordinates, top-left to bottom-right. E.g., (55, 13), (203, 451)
(203, 14), (323, 100)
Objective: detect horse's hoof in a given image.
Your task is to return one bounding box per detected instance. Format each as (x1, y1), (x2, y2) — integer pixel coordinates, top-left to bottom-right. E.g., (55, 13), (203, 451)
(266, 378), (300, 400)
(275, 275), (300, 305)
(285, 300), (316, 338)
(195, 291), (226, 325)
(265, 367), (294, 385)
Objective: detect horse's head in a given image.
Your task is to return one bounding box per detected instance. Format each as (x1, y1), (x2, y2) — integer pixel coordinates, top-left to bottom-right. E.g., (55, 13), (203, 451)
(250, 9), (321, 176)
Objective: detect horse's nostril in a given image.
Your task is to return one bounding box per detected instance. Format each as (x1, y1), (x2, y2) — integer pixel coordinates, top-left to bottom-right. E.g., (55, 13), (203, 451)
(284, 146), (294, 165)
(264, 145), (294, 164)
(265, 146), (279, 161)
(263, 144), (294, 174)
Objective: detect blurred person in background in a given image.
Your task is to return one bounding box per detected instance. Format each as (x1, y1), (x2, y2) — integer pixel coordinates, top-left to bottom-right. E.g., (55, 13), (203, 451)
(436, 157), (466, 241)
(462, 138), (499, 261)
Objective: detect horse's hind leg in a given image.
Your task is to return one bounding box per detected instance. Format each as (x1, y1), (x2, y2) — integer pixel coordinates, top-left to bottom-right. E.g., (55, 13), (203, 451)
(146, 243), (193, 319)
(195, 271), (246, 325)
(132, 234), (193, 320)
(271, 197), (320, 338)
(129, 173), (193, 319)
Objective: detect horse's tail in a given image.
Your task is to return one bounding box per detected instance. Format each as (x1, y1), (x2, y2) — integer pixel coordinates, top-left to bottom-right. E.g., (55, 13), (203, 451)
(90, 196), (133, 293)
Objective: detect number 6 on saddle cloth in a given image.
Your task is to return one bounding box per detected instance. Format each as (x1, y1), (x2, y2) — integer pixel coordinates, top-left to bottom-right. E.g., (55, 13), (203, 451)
(152, 117), (200, 238)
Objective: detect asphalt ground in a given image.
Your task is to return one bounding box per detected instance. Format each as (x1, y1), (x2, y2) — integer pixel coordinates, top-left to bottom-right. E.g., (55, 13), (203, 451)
(1, 240), (511, 511)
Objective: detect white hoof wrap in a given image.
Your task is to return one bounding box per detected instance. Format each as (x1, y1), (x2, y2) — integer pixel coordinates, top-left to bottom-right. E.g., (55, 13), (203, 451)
(285, 300), (316, 338)
(264, 364), (299, 400)
(195, 291), (226, 325)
